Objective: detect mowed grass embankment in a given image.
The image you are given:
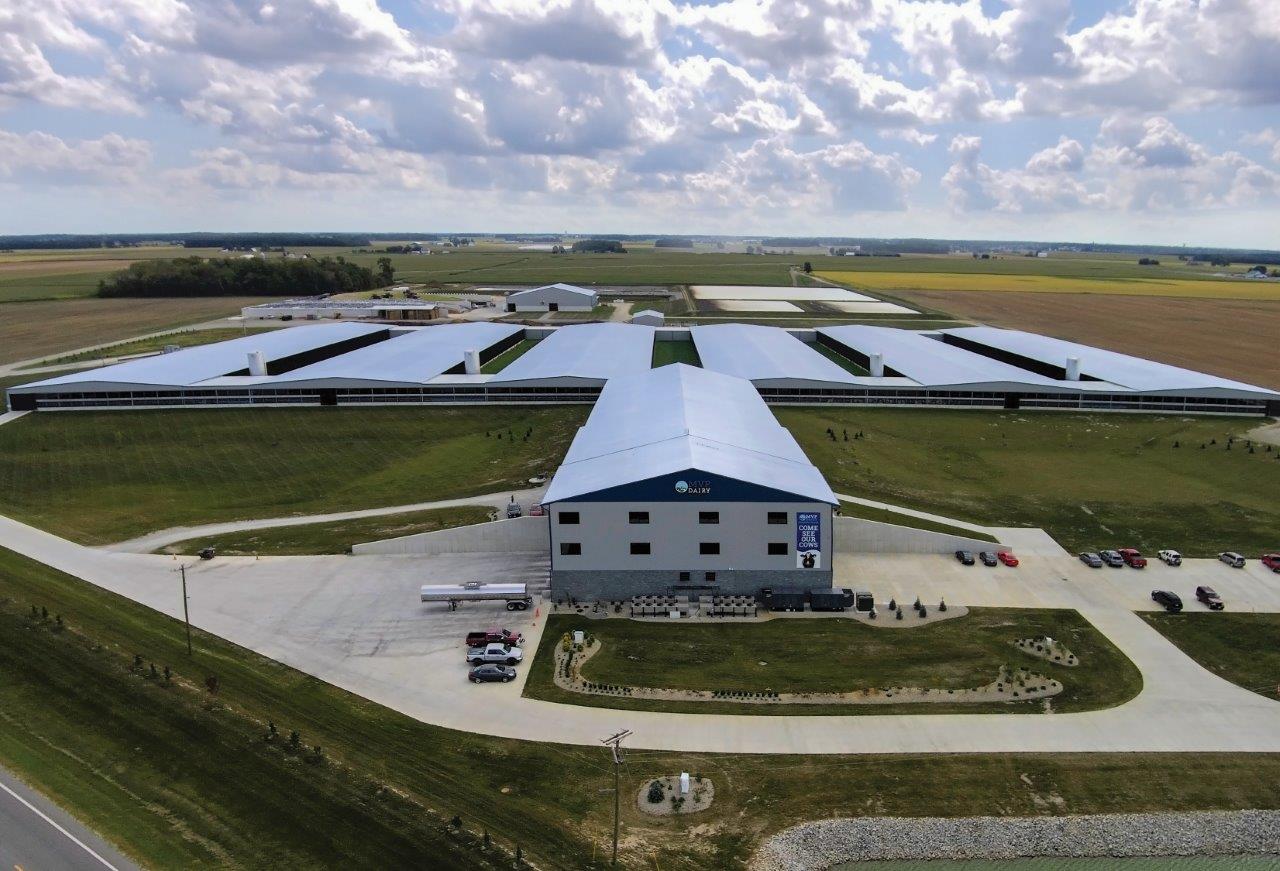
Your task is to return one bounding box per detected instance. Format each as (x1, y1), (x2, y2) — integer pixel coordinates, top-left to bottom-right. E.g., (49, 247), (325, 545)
(779, 409), (1280, 557)
(157, 505), (493, 555)
(818, 270), (1280, 300)
(0, 406), (586, 544)
(0, 297), (273, 364)
(1140, 613), (1280, 702)
(527, 610), (1140, 716)
(4, 548), (1280, 869)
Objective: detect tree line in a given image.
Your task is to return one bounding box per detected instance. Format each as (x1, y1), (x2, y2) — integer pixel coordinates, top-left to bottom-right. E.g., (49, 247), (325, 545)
(97, 256), (393, 298)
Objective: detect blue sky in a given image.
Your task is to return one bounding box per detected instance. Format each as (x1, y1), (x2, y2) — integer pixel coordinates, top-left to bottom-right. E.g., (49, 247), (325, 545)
(1, 0), (1278, 246)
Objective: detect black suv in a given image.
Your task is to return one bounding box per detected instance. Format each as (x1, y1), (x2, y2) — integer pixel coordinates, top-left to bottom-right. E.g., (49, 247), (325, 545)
(1196, 586), (1225, 610)
(1151, 590), (1183, 612)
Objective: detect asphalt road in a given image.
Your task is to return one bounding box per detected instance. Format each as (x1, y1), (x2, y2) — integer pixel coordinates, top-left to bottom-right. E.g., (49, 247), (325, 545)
(0, 766), (137, 871)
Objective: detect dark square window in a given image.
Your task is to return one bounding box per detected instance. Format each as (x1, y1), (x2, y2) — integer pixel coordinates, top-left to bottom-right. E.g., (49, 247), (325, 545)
(705, 572), (716, 583)
(630, 542), (651, 555)
(699, 542), (720, 555)
(628, 511), (649, 524)
(678, 571), (690, 582)
(699, 511), (719, 524)
(767, 511), (787, 525)
(768, 542), (788, 556)
(559, 542), (581, 556)
(558, 511), (580, 525)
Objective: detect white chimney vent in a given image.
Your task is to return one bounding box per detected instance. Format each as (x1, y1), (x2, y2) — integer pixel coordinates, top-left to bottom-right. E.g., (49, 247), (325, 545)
(869, 352), (885, 378)
(1065, 356), (1081, 381)
(463, 348), (481, 375)
(247, 350), (267, 376)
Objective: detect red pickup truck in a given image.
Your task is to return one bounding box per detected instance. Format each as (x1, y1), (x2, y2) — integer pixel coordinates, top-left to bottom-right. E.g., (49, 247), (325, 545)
(1117, 548), (1148, 568)
(1262, 554), (1280, 573)
(465, 628), (524, 648)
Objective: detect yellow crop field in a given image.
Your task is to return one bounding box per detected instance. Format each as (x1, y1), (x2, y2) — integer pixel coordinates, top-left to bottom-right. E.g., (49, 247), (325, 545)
(817, 271), (1280, 301)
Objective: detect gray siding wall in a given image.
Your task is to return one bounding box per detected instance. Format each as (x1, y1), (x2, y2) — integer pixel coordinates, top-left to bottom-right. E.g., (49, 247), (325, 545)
(549, 500), (833, 599)
(512, 286), (597, 311)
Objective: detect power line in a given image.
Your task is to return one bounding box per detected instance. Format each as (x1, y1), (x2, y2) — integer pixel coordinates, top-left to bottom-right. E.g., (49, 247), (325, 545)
(601, 729), (631, 867)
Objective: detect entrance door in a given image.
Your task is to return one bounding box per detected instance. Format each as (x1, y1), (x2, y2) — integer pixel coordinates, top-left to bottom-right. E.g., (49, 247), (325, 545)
(549, 302), (559, 312)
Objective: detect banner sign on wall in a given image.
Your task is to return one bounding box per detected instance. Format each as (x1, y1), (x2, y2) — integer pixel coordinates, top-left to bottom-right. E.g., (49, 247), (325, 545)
(796, 511), (821, 569)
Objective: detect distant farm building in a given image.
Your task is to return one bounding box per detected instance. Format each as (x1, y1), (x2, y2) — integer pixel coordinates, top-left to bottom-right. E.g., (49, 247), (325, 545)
(629, 309), (665, 326)
(506, 283), (598, 313)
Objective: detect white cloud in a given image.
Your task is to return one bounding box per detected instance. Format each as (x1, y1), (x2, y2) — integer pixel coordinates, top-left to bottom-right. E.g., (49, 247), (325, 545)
(0, 128), (151, 180)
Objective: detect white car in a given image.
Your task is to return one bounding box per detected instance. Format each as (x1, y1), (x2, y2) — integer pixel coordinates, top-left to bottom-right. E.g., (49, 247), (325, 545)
(465, 642), (524, 665)
(1158, 549), (1182, 566)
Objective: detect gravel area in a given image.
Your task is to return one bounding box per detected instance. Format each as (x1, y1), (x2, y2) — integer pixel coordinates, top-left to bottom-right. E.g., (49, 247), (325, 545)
(753, 811), (1280, 869)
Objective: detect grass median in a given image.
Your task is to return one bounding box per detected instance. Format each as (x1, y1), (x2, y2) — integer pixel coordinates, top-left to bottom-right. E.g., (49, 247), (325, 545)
(156, 505), (493, 555)
(1139, 612), (1280, 701)
(0, 406), (586, 544)
(4, 546), (1280, 869)
(525, 609), (1141, 716)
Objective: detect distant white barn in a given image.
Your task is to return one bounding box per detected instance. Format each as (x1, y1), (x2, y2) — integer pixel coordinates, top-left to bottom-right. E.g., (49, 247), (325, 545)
(629, 309), (664, 326)
(506, 283), (598, 313)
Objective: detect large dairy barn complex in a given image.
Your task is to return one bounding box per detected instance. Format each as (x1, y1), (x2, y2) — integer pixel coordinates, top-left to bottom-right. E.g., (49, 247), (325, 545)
(8, 321), (1280, 415)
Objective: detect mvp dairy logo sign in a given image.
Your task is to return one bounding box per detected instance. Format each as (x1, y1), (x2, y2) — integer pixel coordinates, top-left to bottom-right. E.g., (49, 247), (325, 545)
(795, 512), (821, 569)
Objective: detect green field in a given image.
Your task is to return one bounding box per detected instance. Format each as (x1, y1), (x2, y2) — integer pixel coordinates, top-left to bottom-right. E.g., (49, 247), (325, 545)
(780, 409), (1280, 557)
(652, 339), (701, 367)
(1140, 612), (1280, 701)
(526, 609), (1140, 716)
(6, 546), (1280, 869)
(158, 506), (492, 555)
(479, 339), (537, 373)
(29, 326), (280, 367)
(819, 270), (1280, 301)
(0, 407), (586, 544)
(838, 501), (998, 542)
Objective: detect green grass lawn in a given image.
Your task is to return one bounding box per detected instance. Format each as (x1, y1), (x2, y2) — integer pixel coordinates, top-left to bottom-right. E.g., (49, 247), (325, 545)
(1139, 612), (1280, 701)
(4, 546), (1280, 869)
(28, 326), (280, 367)
(839, 501), (998, 543)
(525, 609), (1140, 716)
(0, 406), (586, 544)
(480, 339), (537, 373)
(157, 505), (493, 555)
(778, 409), (1280, 557)
(652, 339), (701, 367)
(0, 269), (118, 302)
(811, 341), (871, 375)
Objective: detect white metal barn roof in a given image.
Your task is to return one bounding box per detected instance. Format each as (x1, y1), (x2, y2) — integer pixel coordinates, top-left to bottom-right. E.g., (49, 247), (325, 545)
(18, 323), (385, 390)
(508, 283), (598, 303)
(817, 325), (1063, 390)
(489, 322), (653, 385)
(544, 363), (837, 504)
(691, 323), (858, 386)
(270, 323), (521, 388)
(942, 327), (1279, 397)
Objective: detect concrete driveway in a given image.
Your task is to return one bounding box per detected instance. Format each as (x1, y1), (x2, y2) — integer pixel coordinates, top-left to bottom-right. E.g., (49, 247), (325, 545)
(4, 512), (1280, 755)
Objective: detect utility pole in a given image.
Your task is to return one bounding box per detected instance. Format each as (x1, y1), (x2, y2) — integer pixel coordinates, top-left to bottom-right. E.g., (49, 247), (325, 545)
(174, 562), (193, 656)
(601, 729), (631, 867)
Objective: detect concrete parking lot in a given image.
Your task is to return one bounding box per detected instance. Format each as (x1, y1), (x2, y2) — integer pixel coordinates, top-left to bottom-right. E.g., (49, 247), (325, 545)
(3, 512), (1280, 755)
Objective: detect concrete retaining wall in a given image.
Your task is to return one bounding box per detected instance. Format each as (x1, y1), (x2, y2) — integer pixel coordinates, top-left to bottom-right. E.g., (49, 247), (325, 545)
(835, 516), (999, 554)
(352, 515), (548, 555)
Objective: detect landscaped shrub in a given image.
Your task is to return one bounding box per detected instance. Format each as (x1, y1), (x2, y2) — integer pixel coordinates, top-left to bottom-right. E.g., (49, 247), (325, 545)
(647, 781), (664, 804)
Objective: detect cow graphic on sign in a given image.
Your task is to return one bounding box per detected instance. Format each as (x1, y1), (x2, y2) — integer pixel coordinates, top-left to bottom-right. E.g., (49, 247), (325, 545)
(795, 512), (821, 569)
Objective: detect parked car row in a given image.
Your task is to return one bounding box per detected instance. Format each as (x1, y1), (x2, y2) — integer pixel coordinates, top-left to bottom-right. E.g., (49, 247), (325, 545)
(1150, 586), (1226, 612)
(954, 550), (1019, 567)
(464, 626), (526, 682)
(1077, 548), (1279, 571)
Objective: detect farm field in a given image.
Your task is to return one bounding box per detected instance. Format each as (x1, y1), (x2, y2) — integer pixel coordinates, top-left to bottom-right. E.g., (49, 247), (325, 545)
(526, 609), (1141, 716)
(0, 297), (270, 364)
(0, 247), (223, 302)
(30, 326), (281, 367)
(0, 406), (587, 544)
(6, 548), (1280, 870)
(779, 409), (1280, 558)
(814, 253), (1245, 282)
(887, 290), (1280, 389)
(158, 505), (492, 555)
(819, 270), (1280, 300)
(1140, 613), (1280, 702)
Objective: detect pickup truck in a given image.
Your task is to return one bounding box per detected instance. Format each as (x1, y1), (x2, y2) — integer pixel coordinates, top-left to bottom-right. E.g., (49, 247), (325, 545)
(1262, 553), (1280, 573)
(465, 643), (523, 665)
(465, 628), (524, 648)
(1118, 548), (1148, 568)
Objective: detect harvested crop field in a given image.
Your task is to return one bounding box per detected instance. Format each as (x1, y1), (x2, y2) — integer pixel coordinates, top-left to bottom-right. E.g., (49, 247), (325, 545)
(819, 270), (1280, 301)
(889, 290), (1280, 389)
(0, 297), (272, 364)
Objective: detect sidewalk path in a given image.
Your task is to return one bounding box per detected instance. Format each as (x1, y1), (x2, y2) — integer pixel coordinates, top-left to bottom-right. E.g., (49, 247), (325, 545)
(107, 486), (547, 553)
(4, 511), (1280, 754)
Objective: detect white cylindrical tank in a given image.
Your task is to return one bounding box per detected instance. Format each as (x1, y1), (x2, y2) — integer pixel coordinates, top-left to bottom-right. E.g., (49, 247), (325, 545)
(1065, 356), (1081, 381)
(869, 352), (885, 378)
(680, 772), (690, 795)
(247, 350), (267, 376)
(464, 348), (481, 375)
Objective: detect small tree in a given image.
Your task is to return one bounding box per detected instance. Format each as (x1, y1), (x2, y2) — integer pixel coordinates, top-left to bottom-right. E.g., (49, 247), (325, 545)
(803, 261), (812, 274)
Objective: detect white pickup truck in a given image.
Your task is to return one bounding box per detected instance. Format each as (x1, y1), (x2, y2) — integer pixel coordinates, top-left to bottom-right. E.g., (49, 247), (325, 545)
(465, 643), (523, 665)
